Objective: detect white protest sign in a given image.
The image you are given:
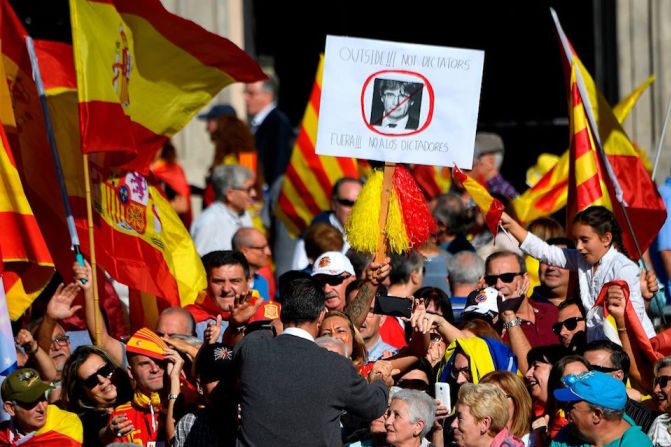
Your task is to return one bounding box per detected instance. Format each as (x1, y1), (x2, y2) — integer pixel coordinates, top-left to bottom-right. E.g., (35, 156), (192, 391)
(316, 36), (484, 168)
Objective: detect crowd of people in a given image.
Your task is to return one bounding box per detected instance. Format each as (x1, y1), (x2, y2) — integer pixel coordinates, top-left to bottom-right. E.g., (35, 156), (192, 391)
(5, 75), (671, 447)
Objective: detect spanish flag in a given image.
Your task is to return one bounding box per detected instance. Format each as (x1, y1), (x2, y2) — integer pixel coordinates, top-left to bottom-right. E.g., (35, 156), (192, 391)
(69, 0), (266, 171)
(276, 55), (359, 237)
(412, 165), (452, 199)
(452, 165), (504, 236)
(512, 76), (655, 224)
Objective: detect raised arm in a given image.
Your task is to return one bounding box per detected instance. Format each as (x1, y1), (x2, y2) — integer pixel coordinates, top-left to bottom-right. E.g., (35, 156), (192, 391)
(72, 261), (125, 367)
(36, 282), (82, 352)
(346, 257), (391, 329)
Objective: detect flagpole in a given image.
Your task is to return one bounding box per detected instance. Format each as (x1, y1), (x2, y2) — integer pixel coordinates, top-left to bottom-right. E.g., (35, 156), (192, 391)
(652, 93), (671, 181)
(375, 163), (395, 262)
(24, 37), (89, 280)
(82, 155), (101, 346)
(550, 8), (645, 263)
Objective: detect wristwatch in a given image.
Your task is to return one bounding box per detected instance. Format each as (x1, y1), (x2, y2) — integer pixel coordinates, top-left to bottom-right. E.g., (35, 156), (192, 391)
(503, 317), (522, 330)
(167, 393), (179, 401)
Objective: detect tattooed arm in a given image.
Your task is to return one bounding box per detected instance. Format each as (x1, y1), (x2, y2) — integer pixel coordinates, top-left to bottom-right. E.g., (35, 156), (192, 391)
(346, 258), (391, 329)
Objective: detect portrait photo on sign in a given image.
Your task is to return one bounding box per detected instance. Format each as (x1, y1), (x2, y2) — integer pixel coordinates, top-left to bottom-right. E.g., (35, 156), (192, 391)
(369, 78), (424, 134)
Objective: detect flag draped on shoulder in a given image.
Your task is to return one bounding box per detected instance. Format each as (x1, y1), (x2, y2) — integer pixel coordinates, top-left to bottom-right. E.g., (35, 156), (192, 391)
(452, 165), (504, 236)
(69, 0), (266, 171)
(276, 55), (359, 237)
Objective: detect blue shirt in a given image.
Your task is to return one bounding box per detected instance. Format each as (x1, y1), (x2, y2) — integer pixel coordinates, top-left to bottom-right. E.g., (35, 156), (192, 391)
(367, 336), (398, 362)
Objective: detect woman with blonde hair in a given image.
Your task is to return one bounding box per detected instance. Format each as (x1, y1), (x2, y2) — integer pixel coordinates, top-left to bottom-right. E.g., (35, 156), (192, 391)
(452, 383), (524, 447)
(480, 371), (532, 445)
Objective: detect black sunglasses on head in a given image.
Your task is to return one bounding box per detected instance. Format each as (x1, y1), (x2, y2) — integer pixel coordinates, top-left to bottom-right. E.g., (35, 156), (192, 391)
(552, 317), (585, 335)
(82, 363), (115, 389)
(655, 375), (671, 388)
(484, 272), (521, 286)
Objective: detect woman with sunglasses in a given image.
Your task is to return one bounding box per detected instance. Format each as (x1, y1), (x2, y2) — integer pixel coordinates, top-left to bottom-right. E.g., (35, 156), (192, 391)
(500, 206), (656, 343)
(61, 345), (132, 446)
(650, 356), (671, 446)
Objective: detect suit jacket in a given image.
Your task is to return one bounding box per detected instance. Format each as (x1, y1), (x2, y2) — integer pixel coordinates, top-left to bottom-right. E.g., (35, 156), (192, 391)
(253, 107), (294, 187)
(234, 330), (389, 447)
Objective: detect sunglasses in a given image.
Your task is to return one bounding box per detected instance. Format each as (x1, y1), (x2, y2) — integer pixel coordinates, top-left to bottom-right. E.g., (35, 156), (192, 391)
(335, 198), (355, 207)
(552, 317), (585, 335)
(450, 366), (471, 381)
(655, 375), (671, 388)
(51, 335), (70, 346)
(14, 396), (46, 410)
(315, 274), (350, 287)
(82, 363), (115, 389)
(589, 364), (621, 374)
(484, 272), (521, 286)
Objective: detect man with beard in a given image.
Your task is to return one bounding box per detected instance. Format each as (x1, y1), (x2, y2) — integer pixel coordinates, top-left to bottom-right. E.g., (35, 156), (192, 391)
(311, 251), (356, 312)
(553, 299), (587, 353)
(531, 237), (575, 307)
(186, 250), (262, 341)
(485, 251), (558, 373)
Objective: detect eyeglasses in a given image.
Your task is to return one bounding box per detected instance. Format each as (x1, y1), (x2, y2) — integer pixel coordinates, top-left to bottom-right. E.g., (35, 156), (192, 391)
(430, 333), (443, 344)
(484, 272), (521, 286)
(450, 366), (471, 381)
(82, 363), (115, 389)
(335, 198), (355, 207)
(51, 335), (70, 346)
(382, 92), (410, 102)
(552, 317), (585, 335)
(231, 186), (255, 194)
(588, 364), (621, 374)
(655, 375), (671, 388)
(315, 274), (351, 288)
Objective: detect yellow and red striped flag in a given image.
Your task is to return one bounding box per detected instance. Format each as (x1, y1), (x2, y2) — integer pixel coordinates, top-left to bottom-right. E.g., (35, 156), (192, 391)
(69, 0), (266, 171)
(452, 165), (504, 236)
(412, 165), (452, 199)
(276, 55), (359, 237)
(512, 76), (655, 224)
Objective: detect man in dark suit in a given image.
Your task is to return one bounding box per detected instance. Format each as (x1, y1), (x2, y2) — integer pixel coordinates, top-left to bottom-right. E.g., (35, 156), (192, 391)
(234, 277), (391, 446)
(244, 76), (294, 188)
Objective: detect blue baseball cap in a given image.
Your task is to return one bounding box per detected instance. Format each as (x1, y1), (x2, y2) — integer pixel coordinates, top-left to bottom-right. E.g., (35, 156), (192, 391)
(197, 104), (237, 120)
(553, 371), (627, 411)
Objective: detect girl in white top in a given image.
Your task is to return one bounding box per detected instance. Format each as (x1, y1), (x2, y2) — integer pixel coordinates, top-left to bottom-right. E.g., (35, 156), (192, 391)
(500, 205), (655, 342)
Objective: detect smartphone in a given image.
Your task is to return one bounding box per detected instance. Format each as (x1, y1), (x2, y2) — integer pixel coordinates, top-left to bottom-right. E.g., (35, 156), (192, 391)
(434, 382), (451, 414)
(374, 295), (412, 318)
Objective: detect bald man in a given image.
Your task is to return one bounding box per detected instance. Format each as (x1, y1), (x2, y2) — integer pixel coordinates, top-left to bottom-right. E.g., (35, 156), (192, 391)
(233, 227), (272, 300)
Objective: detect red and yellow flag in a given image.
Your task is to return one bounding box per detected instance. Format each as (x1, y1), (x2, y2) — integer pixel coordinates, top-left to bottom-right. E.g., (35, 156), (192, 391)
(69, 0), (266, 171)
(512, 76), (655, 224)
(452, 166), (504, 236)
(412, 165), (452, 199)
(276, 55), (359, 237)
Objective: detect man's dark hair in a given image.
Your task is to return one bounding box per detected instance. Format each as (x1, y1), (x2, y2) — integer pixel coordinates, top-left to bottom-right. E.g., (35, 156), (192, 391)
(547, 237), (576, 250)
(331, 177), (363, 200)
(201, 250), (250, 279)
(389, 250), (424, 285)
(558, 298), (586, 318)
(583, 339), (631, 382)
(280, 278), (325, 325)
(346, 249), (373, 278)
(485, 251), (526, 275)
(415, 287), (454, 324)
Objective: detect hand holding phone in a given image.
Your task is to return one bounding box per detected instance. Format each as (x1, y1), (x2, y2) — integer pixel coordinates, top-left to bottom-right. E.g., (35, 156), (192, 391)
(434, 382), (451, 414)
(374, 295), (413, 318)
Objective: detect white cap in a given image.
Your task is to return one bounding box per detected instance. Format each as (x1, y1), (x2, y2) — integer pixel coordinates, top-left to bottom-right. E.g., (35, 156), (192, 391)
(311, 251), (355, 277)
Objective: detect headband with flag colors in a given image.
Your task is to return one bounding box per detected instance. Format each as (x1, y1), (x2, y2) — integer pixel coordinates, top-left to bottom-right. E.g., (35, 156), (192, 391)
(551, 10), (665, 259)
(512, 76), (655, 224)
(69, 0), (266, 172)
(346, 165), (435, 254)
(452, 165), (504, 237)
(276, 55), (359, 237)
(126, 327), (168, 360)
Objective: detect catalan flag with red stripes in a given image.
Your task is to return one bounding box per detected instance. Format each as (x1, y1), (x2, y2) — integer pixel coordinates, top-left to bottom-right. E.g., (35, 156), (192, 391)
(412, 165), (452, 199)
(452, 165), (504, 236)
(512, 76), (655, 224)
(69, 0), (266, 172)
(563, 56), (665, 258)
(276, 55), (359, 237)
